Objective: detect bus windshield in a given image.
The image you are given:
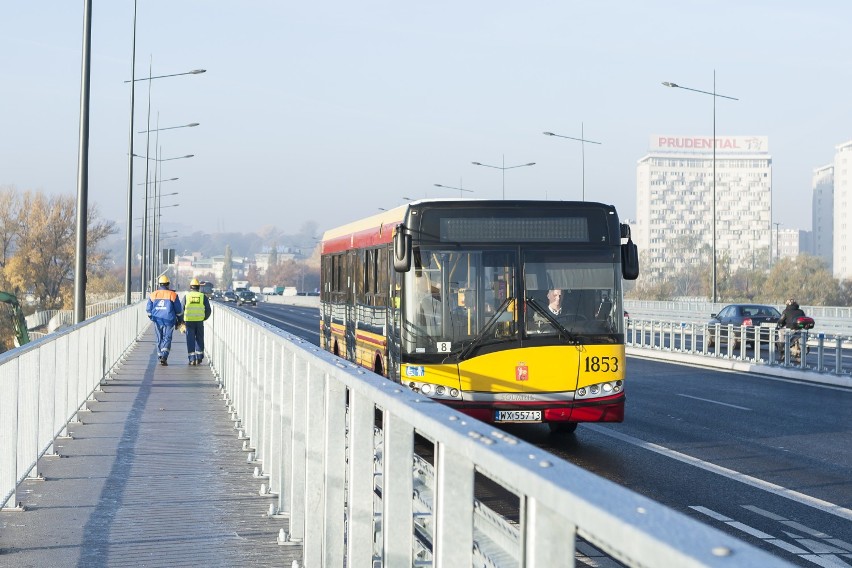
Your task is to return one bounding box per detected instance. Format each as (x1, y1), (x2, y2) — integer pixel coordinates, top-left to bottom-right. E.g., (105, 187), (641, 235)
(402, 249), (516, 355)
(523, 250), (623, 340)
(401, 247), (623, 355)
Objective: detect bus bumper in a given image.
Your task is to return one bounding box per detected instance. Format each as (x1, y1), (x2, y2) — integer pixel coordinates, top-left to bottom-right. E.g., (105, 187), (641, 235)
(445, 393), (625, 424)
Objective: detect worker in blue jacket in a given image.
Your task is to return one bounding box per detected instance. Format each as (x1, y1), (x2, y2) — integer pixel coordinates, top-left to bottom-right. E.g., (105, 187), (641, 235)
(146, 275), (183, 366)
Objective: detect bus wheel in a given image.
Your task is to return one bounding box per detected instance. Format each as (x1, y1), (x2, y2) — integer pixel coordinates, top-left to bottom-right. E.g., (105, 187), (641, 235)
(549, 422), (578, 434)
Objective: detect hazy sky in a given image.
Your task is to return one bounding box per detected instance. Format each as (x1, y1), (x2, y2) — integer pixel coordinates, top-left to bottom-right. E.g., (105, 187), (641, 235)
(3, 2), (849, 240)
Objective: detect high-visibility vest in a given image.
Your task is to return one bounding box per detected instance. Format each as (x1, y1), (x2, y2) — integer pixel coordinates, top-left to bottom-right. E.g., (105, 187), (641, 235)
(184, 291), (207, 321)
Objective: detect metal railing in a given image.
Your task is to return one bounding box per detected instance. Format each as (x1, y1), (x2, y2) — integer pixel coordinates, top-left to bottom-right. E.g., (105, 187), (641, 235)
(627, 318), (852, 380)
(0, 302), (149, 511)
(624, 300), (852, 336)
(209, 304), (791, 566)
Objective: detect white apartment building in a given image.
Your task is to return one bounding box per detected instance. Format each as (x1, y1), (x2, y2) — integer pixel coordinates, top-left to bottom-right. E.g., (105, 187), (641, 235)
(636, 135), (772, 280)
(832, 141), (852, 279)
(812, 163), (833, 270)
(774, 228), (810, 262)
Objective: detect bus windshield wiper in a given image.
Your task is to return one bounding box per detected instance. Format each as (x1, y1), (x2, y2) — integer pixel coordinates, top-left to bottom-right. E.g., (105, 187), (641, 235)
(450, 297), (515, 362)
(526, 298), (580, 344)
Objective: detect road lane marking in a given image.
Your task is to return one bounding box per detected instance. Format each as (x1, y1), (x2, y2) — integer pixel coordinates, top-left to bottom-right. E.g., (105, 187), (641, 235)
(585, 424), (852, 522)
(743, 506), (852, 551)
(689, 505), (852, 563)
(676, 393), (752, 410)
(250, 313), (320, 338)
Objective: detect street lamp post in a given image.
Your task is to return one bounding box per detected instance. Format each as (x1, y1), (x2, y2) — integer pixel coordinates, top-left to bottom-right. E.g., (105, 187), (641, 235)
(138, 122), (199, 134)
(154, 200), (181, 282)
(147, 117), (195, 291)
(434, 182), (475, 197)
(124, 0), (139, 305)
(471, 155), (535, 199)
(126, 64), (204, 297)
(662, 72), (738, 304)
(74, 0), (93, 323)
(132, 152), (193, 291)
(543, 125), (601, 201)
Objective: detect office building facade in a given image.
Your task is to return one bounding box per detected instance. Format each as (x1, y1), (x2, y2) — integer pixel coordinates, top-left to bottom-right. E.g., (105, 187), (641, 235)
(811, 163), (833, 271)
(635, 135), (772, 281)
(832, 141), (852, 279)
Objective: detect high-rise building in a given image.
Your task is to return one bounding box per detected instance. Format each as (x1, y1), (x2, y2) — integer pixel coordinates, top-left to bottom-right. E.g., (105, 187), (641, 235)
(812, 163), (833, 270)
(635, 135), (772, 282)
(832, 141), (852, 279)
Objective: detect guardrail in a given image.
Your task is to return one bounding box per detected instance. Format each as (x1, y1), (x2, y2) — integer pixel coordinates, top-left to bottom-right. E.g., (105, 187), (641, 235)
(624, 300), (852, 336)
(209, 304), (791, 566)
(1, 302), (148, 511)
(627, 318), (852, 382)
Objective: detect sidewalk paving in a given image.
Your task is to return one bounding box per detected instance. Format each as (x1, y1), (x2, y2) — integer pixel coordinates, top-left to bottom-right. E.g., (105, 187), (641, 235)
(0, 327), (301, 568)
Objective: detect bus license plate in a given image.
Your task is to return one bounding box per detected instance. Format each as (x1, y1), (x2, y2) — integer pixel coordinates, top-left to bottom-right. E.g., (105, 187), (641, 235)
(494, 410), (542, 422)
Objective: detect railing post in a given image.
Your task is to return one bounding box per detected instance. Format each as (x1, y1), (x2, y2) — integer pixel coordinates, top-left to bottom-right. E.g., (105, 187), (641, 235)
(836, 336), (843, 375)
(346, 388), (376, 565)
(303, 366), (327, 565)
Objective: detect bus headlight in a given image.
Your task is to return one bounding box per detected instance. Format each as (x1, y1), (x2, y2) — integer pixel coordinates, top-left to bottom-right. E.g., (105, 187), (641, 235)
(576, 381), (623, 400)
(421, 384), (432, 395)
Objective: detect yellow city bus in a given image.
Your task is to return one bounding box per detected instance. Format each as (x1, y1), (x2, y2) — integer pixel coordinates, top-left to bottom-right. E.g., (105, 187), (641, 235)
(320, 199), (639, 432)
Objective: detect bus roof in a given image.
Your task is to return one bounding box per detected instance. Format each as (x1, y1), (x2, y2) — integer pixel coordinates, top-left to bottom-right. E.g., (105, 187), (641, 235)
(320, 199), (618, 254)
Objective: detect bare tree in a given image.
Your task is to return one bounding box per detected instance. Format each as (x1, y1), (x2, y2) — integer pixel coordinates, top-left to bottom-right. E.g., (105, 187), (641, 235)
(3, 192), (115, 309)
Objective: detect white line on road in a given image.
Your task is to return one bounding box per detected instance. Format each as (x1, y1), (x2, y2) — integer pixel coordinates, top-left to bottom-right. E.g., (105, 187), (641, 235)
(691, 505), (852, 563)
(676, 393), (752, 410)
(250, 312), (319, 337)
(584, 424), (852, 522)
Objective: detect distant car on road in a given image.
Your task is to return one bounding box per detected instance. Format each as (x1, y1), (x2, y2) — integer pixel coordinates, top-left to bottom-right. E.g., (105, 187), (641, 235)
(237, 290), (257, 306)
(707, 304), (781, 349)
(222, 291), (238, 303)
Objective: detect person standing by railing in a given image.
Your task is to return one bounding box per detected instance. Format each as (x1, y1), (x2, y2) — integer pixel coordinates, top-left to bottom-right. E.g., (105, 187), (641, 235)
(146, 275), (183, 366)
(182, 278), (211, 366)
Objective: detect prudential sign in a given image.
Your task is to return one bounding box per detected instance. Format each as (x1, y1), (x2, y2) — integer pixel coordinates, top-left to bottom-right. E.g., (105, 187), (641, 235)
(650, 135), (768, 153)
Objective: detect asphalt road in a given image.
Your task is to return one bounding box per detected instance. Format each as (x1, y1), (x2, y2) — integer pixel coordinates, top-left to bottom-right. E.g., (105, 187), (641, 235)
(230, 301), (852, 566)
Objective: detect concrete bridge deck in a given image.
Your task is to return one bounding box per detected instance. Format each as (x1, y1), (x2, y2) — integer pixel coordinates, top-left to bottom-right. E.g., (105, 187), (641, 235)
(0, 327), (301, 568)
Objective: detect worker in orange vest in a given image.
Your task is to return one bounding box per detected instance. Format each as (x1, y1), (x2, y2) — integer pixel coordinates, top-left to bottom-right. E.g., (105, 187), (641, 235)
(145, 275), (183, 366)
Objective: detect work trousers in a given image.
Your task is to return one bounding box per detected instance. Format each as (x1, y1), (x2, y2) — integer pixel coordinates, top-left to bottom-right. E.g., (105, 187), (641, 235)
(186, 320), (205, 364)
(153, 323), (175, 360)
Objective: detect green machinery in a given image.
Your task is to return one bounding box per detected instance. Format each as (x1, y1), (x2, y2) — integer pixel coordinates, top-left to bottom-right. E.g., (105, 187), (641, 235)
(0, 291), (30, 347)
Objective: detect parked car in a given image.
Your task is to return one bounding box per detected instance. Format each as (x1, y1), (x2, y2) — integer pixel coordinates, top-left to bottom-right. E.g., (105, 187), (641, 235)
(222, 291), (238, 303)
(237, 290), (257, 306)
(707, 304), (781, 348)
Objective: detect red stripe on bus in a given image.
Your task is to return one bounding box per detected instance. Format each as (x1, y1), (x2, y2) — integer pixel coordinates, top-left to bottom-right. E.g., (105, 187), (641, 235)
(356, 333), (386, 347)
(322, 225), (396, 254)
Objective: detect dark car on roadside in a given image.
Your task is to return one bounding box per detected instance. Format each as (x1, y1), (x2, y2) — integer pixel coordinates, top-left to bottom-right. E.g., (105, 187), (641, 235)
(236, 290), (257, 307)
(707, 304), (781, 349)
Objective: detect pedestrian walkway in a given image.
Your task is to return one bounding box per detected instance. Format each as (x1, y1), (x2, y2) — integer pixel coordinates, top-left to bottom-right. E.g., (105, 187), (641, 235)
(0, 327), (301, 568)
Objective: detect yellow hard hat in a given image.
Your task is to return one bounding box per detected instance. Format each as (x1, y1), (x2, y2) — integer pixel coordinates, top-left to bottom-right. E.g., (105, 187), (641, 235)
(158, 275), (170, 285)
(190, 278), (200, 287)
